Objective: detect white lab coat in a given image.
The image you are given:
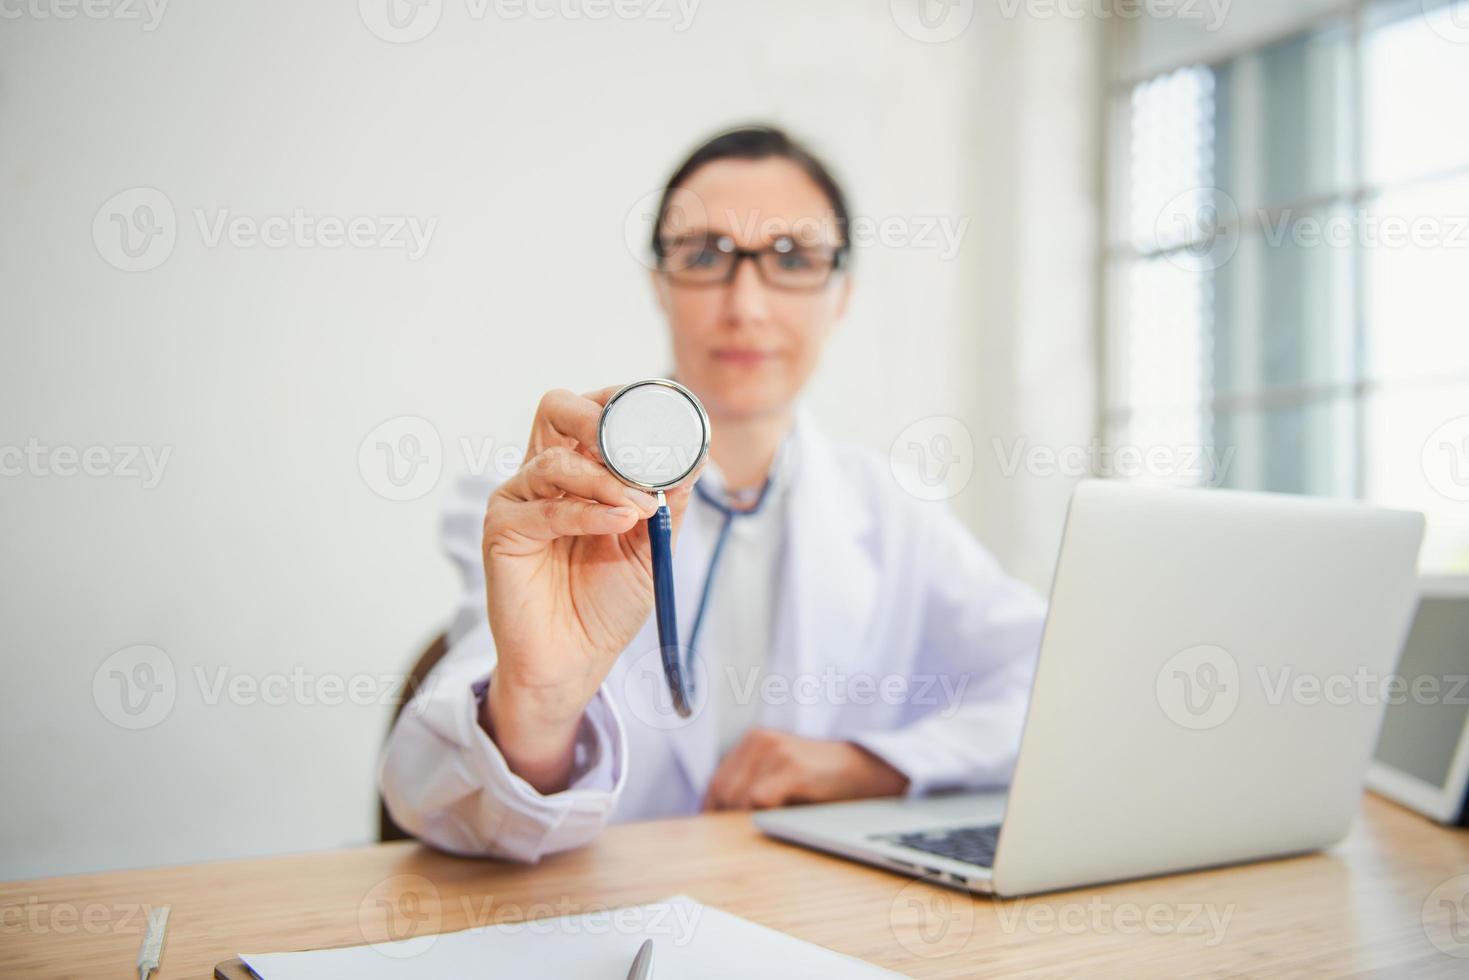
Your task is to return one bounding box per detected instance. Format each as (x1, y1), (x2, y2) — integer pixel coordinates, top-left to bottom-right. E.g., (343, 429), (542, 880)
(379, 411), (1045, 862)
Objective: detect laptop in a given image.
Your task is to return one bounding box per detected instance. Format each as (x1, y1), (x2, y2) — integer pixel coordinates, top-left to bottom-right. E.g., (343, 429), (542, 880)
(754, 480), (1425, 896)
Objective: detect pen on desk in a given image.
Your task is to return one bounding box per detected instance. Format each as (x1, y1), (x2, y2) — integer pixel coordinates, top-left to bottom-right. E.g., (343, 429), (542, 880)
(137, 905), (170, 980)
(625, 937), (654, 980)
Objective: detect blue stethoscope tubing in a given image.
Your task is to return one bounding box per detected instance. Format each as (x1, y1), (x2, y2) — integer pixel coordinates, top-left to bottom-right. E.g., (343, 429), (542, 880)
(646, 491), (690, 716)
(647, 476), (774, 718)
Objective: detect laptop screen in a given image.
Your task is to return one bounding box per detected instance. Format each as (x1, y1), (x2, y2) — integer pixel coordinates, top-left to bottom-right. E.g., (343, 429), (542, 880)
(1372, 595), (1469, 791)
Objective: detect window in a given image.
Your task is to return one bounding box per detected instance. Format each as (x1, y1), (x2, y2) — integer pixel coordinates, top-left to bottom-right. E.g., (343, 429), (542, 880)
(1107, 0), (1469, 573)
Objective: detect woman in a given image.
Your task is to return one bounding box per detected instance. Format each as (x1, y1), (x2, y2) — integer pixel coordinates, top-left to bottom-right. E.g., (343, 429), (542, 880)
(380, 126), (1045, 862)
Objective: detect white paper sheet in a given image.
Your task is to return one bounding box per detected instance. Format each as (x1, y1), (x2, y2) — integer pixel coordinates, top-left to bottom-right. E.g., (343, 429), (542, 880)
(240, 893), (904, 979)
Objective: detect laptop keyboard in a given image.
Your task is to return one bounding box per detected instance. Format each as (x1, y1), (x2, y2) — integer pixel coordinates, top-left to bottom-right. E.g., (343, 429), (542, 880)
(874, 823), (1002, 868)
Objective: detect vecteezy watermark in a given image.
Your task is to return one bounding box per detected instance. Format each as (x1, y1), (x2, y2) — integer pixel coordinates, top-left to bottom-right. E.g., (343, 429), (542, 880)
(721, 666), (971, 715)
(0, 439), (172, 488)
(888, 872), (976, 958)
(93, 645), (178, 730)
(354, 875), (704, 959)
(92, 187), (437, 272)
(358, 0), (701, 43)
(457, 894), (702, 941)
(1153, 187), (1469, 273)
(1423, 0), (1469, 45)
(890, 416), (975, 502)
(998, 0), (1231, 29)
(0, 898), (163, 937)
(1259, 209), (1469, 251)
(1423, 873), (1469, 959)
(91, 646), (426, 730)
(889, 0), (975, 44)
(993, 437), (1234, 485)
(995, 895), (1234, 946)
(0, 0), (168, 29)
(1422, 415), (1469, 503)
(848, 213), (969, 260)
(619, 652), (973, 731)
(358, 416), (444, 502)
(1257, 667), (1469, 709)
(356, 419), (709, 503)
(193, 666), (413, 709)
(194, 209), (436, 259)
(621, 190), (969, 268)
(1157, 644), (1469, 731)
(1156, 644), (1240, 730)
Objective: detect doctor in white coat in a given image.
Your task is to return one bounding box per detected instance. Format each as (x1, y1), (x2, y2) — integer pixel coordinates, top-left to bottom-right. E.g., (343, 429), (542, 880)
(380, 126), (1046, 862)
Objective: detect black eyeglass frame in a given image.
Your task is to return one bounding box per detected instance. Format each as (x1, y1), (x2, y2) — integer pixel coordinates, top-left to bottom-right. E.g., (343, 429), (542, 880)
(653, 233), (850, 292)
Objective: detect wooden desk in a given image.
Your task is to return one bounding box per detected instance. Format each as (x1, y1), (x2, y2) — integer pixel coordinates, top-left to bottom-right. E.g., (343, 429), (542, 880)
(3, 794), (1466, 979)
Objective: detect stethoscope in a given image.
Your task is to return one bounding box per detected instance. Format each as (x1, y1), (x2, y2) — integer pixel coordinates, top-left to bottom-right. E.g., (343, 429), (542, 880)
(598, 378), (773, 718)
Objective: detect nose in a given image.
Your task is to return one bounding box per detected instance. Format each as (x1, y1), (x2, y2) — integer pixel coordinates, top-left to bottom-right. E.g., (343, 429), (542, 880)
(722, 254), (771, 326)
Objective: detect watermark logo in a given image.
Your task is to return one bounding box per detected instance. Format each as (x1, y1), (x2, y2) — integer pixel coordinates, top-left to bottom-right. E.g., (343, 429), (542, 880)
(359, 416), (443, 502)
(359, 0), (443, 42)
(1423, 0), (1469, 45)
(890, 416), (975, 501)
(93, 187), (177, 272)
(358, 874), (442, 958)
(1156, 644), (1239, 730)
(890, 0), (974, 43)
(92, 645), (177, 730)
(618, 644), (710, 731)
(889, 873), (976, 958)
(1422, 415), (1469, 503)
(1154, 186), (1240, 273)
(623, 185), (709, 271)
(1423, 873), (1469, 959)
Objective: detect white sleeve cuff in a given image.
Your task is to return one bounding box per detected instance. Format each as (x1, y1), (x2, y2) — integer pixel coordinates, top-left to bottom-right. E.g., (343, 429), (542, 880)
(382, 662), (627, 861)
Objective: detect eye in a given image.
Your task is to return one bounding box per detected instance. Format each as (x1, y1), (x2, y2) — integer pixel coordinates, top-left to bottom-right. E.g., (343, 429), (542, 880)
(776, 249), (815, 271)
(688, 247), (721, 268)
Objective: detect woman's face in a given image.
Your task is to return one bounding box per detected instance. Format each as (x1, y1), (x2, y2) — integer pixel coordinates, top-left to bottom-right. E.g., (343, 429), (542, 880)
(650, 157), (850, 422)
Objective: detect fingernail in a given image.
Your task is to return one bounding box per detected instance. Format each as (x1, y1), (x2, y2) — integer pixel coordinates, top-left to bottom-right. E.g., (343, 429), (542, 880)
(624, 488), (658, 511)
(606, 506), (637, 519)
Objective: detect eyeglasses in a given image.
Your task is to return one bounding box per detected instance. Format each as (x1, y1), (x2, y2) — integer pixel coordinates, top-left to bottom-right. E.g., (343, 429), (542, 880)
(655, 233), (847, 292)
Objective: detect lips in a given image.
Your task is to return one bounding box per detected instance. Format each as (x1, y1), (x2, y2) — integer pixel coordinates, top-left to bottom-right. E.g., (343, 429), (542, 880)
(713, 349), (777, 366)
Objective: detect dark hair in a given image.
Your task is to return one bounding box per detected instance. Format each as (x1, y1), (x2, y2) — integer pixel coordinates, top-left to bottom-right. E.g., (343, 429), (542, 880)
(650, 125), (851, 260)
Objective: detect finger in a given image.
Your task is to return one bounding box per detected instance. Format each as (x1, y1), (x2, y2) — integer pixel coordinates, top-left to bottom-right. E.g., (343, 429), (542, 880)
(531, 388), (606, 457)
(746, 770), (799, 810)
(580, 385), (620, 407)
(719, 748), (777, 811)
(703, 737), (757, 811)
(491, 497), (640, 545)
(707, 736), (768, 811)
(508, 447), (659, 516)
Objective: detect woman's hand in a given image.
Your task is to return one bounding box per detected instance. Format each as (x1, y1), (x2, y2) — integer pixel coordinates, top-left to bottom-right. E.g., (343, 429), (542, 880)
(481, 387), (698, 794)
(701, 729), (910, 811)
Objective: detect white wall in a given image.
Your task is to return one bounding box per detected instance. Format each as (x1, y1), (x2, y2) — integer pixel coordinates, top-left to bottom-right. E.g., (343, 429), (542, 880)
(0, 0), (1102, 878)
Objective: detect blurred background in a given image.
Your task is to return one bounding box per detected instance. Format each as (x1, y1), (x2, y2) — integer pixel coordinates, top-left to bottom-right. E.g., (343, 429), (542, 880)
(1, 0), (1465, 880)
